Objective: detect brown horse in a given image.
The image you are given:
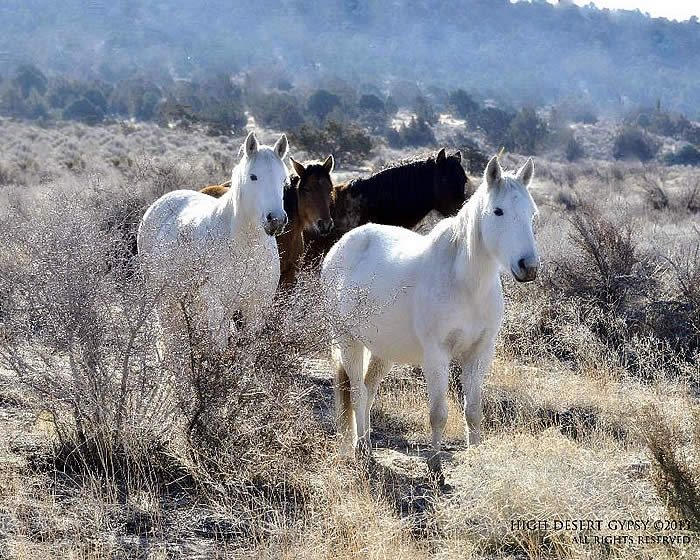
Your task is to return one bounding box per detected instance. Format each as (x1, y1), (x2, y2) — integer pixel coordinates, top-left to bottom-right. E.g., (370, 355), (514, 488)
(200, 155), (335, 287)
(306, 147), (472, 260)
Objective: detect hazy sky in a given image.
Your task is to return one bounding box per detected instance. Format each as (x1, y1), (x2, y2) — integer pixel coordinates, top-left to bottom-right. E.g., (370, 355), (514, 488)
(544, 1), (699, 21)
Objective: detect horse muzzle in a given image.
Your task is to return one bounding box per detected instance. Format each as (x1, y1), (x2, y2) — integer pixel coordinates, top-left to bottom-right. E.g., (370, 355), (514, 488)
(511, 257), (538, 283)
(264, 211), (288, 236)
(316, 218), (334, 236)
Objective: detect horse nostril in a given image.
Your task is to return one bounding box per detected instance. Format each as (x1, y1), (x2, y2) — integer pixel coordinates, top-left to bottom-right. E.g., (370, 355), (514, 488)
(518, 258), (526, 271)
(266, 213), (274, 223)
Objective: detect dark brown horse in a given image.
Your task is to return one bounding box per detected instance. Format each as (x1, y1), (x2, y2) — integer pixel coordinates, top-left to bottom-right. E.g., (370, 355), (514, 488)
(200, 155), (335, 287)
(306, 148), (471, 260)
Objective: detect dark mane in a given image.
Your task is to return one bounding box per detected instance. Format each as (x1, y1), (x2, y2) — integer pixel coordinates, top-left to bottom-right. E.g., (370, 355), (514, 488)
(336, 151), (450, 228)
(343, 154), (435, 199)
(283, 174), (300, 223)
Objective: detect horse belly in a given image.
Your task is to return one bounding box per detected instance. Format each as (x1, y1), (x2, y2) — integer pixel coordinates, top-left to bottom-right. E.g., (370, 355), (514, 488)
(346, 273), (424, 364)
(359, 320), (424, 365)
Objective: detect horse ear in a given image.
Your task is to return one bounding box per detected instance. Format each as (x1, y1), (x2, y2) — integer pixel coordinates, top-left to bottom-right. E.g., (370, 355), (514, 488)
(290, 157), (306, 177)
(485, 155), (502, 189)
(436, 148), (446, 164)
(243, 130), (258, 157)
(453, 150), (462, 163)
(322, 154), (335, 174)
(274, 133), (289, 160)
(516, 157), (535, 188)
(244, 131), (258, 158)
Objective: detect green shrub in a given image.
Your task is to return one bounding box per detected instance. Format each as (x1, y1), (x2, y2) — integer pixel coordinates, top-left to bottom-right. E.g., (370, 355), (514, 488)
(307, 89), (341, 122)
(412, 95), (438, 126)
(474, 106), (515, 146)
(12, 64), (48, 98)
(565, 136), (584, 162)
(46, 77), (83, 109)
(358, 94), (385, 113)
(250, 92), (305, 130)
(291, 120), (371, 163)
(63, 98), (104, 125)
(612, 126), (659, 162)
(507, 108), (548, 154)
(199, 100), (247, 136)
(663, 144), (700, 166)
(108, 78), (162, 120)
(571, 108), (598, 124)
(448, 88), (479, 119)
(386, 116), (436, 148)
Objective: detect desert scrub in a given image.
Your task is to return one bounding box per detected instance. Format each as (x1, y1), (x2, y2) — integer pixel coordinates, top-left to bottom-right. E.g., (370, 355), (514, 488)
(502, 202), (700, 381)
(0, 174), (345, 549)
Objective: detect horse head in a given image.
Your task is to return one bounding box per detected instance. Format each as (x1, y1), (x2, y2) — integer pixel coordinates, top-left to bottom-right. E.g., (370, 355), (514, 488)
(432, 148), (470, 217)
(291, 154), (335, 236)
(237, 131), (290, 236)
(479, 155), (539, 282)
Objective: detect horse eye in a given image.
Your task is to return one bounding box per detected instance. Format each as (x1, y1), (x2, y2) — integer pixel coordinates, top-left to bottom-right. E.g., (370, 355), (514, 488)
(494, 208), (504, 216)
(250, 174), (258, 181)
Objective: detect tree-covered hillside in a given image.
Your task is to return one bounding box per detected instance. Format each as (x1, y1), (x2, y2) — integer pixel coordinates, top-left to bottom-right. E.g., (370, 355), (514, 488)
(0, 0), (699, 114)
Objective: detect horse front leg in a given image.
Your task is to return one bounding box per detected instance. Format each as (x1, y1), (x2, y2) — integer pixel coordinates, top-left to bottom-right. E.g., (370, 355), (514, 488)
(423, 348), (451, 452)
(460, 341), (495, 446)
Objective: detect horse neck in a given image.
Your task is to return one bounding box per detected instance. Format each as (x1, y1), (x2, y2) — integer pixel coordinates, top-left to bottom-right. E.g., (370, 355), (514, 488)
(215, 163), (259, 237)
(443, 189), (501, 296)
(283, 180), (305, 239)
(343, 162), (435, 228)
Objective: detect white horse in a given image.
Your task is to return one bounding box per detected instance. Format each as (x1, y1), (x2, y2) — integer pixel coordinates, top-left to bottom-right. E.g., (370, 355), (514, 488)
(137, 131), (289, 357)
(321, 155), (538, 458)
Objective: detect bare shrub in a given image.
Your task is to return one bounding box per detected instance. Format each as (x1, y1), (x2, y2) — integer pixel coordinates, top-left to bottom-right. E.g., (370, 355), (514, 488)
(639, 164), (669, 210)
(679, 177), (700, 214)
(174, 268), (332, 492)
(551, 203), (658, 314)
(662, 237), (700, 357)
(0, 180), (371, 547)
(641, 406), (700, 529)
(0, 190), (172, 483)
(503, 205), (700, 379)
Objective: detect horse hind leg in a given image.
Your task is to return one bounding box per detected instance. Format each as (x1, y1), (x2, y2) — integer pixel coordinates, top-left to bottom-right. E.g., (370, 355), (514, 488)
(364, 354), (393, 449)
(333, 341), (365, 458)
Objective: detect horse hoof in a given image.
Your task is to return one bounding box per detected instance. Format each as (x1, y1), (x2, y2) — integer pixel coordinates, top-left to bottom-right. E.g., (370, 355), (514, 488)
(356, 438), (372, 459)
(427, 452), (442, 474)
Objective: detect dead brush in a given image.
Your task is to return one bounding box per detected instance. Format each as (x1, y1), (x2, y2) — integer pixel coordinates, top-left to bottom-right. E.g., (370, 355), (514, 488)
(640, 406), (700, 531)
(552, 202), (659, 314)
(503, 203), (700, 380)
(173, 268), (332, 491)
(0, 189), (179, 490)
(639, 164), (669, 210)
(0, 180), (359, 547)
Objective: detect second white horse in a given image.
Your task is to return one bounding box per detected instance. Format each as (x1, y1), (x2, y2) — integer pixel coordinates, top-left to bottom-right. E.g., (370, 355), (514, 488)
(322, 155), (539, 458)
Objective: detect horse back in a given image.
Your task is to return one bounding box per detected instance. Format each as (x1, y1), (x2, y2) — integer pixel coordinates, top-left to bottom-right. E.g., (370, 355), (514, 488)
(199, 182), (231, 198)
